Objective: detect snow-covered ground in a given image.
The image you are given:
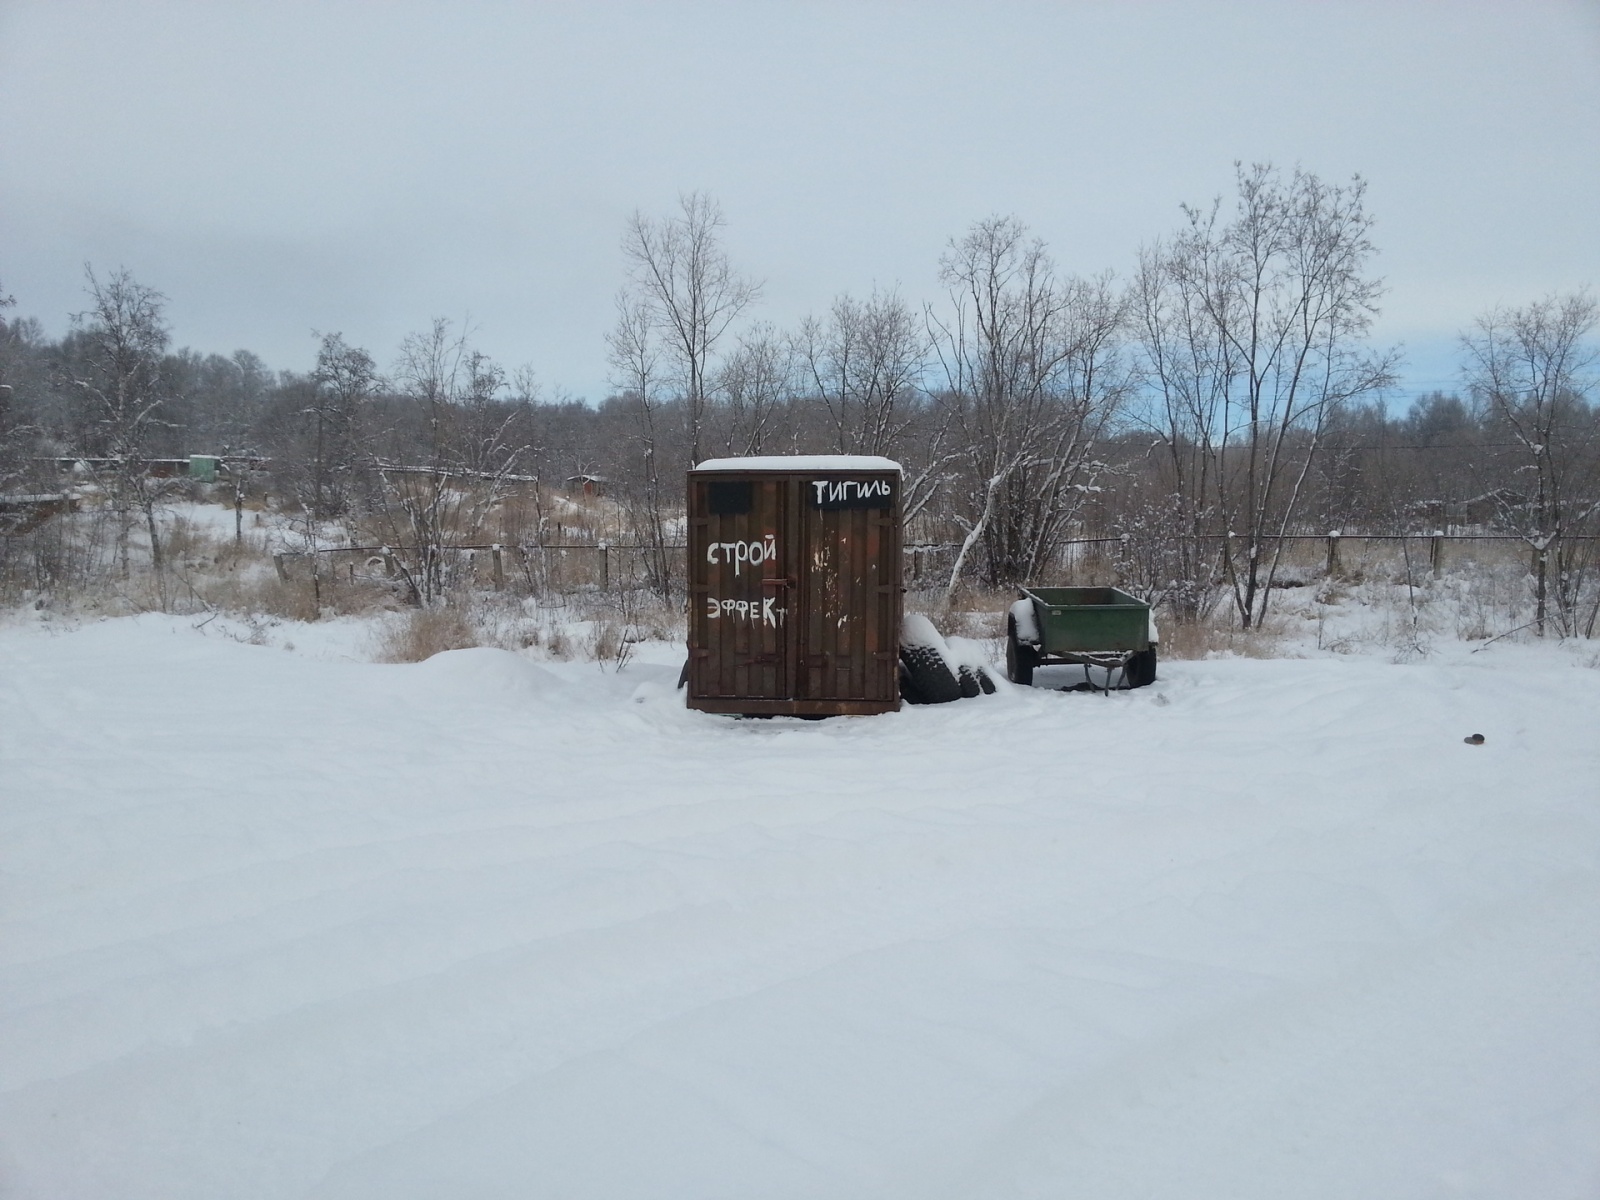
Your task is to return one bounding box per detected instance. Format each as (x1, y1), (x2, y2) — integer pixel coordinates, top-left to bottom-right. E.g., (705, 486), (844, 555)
(2, 612), (1598, 1198)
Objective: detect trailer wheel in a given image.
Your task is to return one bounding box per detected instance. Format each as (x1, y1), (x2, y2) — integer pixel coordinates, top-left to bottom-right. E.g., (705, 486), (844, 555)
(676, 659), (690, 690)
(1125, 646), (1158, 689)
(1006, 616), (1038, 686)
(899, 643), (964, 705)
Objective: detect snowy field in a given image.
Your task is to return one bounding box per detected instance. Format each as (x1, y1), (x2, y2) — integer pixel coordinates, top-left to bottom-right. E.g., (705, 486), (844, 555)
(2, 612), (1598, 1198)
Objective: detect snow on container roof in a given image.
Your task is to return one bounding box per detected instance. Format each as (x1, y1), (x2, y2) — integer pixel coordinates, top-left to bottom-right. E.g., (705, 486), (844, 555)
(694, 454), (901, 473)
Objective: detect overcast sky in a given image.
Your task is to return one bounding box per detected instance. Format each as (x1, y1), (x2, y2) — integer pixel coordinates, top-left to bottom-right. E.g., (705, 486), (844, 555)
(3, 1), (1597, 405)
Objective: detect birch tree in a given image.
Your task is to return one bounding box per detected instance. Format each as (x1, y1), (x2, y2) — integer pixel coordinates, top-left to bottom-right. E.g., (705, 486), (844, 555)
(797, 288), (927, 455)
(1135, 163), (1394, 628)
(606, 291), (674, 595)
(64, 267), (179, 585)
(932, 217), (1131, 601)
(1462, 292), (1599, 635)
(0, 279), (19, 490)
(620, 192), (760, 467)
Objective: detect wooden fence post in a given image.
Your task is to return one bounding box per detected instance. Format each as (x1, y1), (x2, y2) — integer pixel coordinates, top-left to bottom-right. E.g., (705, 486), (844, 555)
(273, 552), (289, 582)
(600, 542), (610, 590)
(1430, 532), (1444, 578)
(1326, 531), (1341, 579)
(491, 544), (504, 590)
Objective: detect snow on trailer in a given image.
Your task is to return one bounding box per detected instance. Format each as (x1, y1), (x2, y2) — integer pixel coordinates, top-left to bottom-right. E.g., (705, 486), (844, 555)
(685, 456), (903, 716)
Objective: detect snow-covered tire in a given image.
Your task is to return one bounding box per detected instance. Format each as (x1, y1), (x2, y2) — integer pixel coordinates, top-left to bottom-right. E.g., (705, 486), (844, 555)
(1006, 616), (1038, 686)
(961, 664), (996, 695)
(897, 660), (924, 705)
(956, 664), (981, 698)
(1125, 646), (1157, 689)
(899, 642), (963, 705)
(676, 659), (690, 690)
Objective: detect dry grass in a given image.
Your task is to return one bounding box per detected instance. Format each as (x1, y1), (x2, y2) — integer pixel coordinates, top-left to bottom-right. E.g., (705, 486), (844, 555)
(544, 625), (570, 658)
(910, 582), (1014, 641)
(1159, 615), (1289, 660)
(190, 551), (400, 623)
(567, 587), (680, 668)
(363, 589), (683, 667)
(197, 571), (324, 623)
(585, 615), (624, 664)
(372, 605), (482, 663)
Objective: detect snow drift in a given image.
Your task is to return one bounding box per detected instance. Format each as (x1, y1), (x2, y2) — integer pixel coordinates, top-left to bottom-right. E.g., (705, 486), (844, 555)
(1, 614), (1597, 1199)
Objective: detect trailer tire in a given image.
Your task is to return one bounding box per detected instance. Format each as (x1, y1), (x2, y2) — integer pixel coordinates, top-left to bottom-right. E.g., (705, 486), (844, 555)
(676, 659), (690, 690)
(1125, 646), (1158, 689)
(1006, 617), (1038, 686)
(899, 643), (964, 705)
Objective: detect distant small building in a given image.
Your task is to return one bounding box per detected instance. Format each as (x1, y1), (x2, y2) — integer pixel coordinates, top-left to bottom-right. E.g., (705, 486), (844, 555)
(43, 455), (242, 482)
(1462, 489), (1528, 527)
(188, 455), (222, 482)
(563, 474), (608, 498)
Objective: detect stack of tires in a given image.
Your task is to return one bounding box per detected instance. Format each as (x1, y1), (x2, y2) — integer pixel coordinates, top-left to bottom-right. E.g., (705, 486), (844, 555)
(898, 614), (995, 705)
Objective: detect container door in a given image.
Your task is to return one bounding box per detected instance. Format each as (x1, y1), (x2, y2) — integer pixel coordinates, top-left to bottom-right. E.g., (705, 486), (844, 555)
(688, 476), (793, 700)
(796, 475), (900, 704)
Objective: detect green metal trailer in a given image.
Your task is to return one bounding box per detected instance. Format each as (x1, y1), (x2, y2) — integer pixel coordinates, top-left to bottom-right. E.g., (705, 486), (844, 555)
(1005, 586), (1158, 690)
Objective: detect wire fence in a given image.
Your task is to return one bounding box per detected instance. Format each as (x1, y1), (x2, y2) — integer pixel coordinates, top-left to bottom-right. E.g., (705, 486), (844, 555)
(271, 541), (687, 595)
(271, 531), (1596, 598)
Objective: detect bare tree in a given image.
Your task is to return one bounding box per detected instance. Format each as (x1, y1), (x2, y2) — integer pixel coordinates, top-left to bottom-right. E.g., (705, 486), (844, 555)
(0, 278), (19, 490)
(797, 288), (927, 455)
(621, 192), (760, 466)
(304, 332), (377, 518)
(713, 322), (793, 457)
(1134, 163), (1395, 628)
(63, 267), (179, 587)
(369, 319), (529, 604)
(606, 291), (675, 595)
(1462, 291), (1599, 635)
(931, 217), (1132, 602)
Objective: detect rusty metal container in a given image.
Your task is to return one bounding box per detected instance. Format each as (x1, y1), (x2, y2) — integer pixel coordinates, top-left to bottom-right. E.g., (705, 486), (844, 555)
(686, 456), (903, 716)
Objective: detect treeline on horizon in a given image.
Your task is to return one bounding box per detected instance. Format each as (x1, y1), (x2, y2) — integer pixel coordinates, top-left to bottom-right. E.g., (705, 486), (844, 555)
(2, 163), (1597, 633)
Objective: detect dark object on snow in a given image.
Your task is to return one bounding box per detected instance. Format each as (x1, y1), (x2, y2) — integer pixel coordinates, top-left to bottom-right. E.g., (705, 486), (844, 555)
(676, 659), (690, 690)
(899, 613), (995, 705)
(1005, 614), (1040, 686)
(1007, 586), (1158, 691)
(1124, 646), (1159, 689)
(684, 456), (903, 717)
(1464, 733), (1486, 745)
(962, 663), (996, 697)
(899, 642), (962, 705)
